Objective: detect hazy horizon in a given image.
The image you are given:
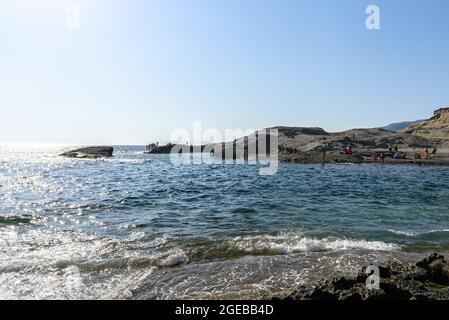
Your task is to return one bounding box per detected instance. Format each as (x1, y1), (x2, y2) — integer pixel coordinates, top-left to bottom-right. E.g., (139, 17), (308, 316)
(1, 0), (449, 145)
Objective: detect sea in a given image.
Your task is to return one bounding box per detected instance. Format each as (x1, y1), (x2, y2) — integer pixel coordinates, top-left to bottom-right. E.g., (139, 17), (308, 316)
(1, 145), (449, 299)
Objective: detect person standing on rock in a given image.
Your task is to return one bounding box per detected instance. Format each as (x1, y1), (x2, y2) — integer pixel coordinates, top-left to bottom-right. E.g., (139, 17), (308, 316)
(321, 148), (326, 161)
(432, 147), (437, 158)
(424, 147), (430, 159)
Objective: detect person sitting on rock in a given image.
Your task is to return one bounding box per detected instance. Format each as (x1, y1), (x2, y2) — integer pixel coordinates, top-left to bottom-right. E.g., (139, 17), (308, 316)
(394, 151), (402, 159)
(342, 145), (353, 155)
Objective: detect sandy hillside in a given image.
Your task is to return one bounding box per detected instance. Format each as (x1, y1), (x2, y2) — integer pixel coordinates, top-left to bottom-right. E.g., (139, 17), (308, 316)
(401, 108), (449, 143)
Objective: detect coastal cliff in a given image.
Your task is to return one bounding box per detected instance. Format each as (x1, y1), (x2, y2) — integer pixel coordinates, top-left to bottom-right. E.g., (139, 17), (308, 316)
(401, 107), (449, 141)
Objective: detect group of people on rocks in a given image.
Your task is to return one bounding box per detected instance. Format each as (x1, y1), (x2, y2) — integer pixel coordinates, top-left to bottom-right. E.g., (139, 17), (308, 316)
(388, 145), (399, 153)
(379, 145), (437, 161)
(145, 142), (159, 152)
(386, 144), (403, 159)
(387, 145), (437, 160)
(415, 147), (437, 159)
(330, 142), (438, 162)
(320, 139), (440, 163)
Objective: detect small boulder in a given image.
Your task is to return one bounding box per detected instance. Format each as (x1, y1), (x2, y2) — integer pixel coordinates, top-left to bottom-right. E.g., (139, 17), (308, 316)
(428, 259), (449, 285)
(332, 276), (357, 290)
(60, 146), (113, 159)
(416, 253), (445, 270)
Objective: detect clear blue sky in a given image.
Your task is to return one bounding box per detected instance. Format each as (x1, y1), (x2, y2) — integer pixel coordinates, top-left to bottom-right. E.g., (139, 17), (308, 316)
(1, 0), (448, 144)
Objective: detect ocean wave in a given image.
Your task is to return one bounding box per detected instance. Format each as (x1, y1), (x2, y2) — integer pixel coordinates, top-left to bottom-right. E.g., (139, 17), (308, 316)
(0, 227), (400, 300)
(388, 229), (449, 237)
(388, 229), (417, 237)
(0, 229), (188, 271)
(57, 250), (188, 273)
(427, 229), (449, 234)
(0, 215), (33, 226)
(0, 229), (189, 299)
(159, 249), (189, 267)
(232, 235), (399, 254)
(186, 233), (399, 261)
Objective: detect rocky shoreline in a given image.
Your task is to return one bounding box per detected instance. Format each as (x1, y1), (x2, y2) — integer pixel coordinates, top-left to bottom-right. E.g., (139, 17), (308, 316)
(275, 253), (449, 300)
(280, 153), (449, 166)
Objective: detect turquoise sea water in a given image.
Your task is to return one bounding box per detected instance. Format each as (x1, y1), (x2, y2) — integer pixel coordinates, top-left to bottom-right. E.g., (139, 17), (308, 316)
(1, 145), (449, 299)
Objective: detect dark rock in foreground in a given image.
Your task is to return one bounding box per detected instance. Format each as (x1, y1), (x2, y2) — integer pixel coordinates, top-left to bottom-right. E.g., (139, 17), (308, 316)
(275, 253), (449, 300)
(60, 146), (113, 159)
(146, 144), (207, 154)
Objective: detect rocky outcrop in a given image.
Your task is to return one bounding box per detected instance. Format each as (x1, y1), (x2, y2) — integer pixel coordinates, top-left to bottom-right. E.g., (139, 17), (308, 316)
(275, 253), (449, 300)
(60, 146), (113, 159)
(146, 144), (207, 154)
(417, 253), (449, 285)
(273, 127), (329, 137)
(434, 107), (449, 117)
(402, 108), (449, 141)
(208, 125), (448, 164)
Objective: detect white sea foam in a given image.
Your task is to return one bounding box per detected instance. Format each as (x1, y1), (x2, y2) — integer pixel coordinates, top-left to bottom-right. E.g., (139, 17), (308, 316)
(428, 229), (449, 234)
(232, 234), (399, 255)
(389, 229), (449, 237)
(159, 249), (189, 267)
(0, 229), (185, 299)
(388, 229), (417, 237)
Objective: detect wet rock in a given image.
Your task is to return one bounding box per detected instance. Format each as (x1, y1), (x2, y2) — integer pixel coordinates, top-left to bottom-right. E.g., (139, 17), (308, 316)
(379, 281), (414, 300)
(309, 287), (338, 300)
(428, 259), (449, 285)
(332, 276), (356, 291)
(405, 267), (428, 282)
(60, 146), (113, 159)
(277, 254), (449, 300)
(339, 288), (362, 300)
(416, 253), (445, 269)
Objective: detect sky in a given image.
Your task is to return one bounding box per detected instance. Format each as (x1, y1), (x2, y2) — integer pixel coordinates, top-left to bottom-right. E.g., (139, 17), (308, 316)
(1, 0), (449, 145)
